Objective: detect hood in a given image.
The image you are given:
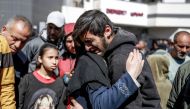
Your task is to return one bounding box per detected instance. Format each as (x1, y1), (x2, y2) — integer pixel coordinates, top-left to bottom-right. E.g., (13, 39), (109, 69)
(39, 29), (48, 42)
(105, 27), (137, 55)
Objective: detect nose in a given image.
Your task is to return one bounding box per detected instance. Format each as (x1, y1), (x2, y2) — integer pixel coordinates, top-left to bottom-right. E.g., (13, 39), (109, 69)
(71, 42), (75, 47)
(50, 28), (56, 35)
(181, 46), (188, 53)
(53, 58), (58, 65)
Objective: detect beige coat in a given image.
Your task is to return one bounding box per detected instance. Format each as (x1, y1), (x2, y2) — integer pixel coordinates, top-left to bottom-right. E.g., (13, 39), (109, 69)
(148, 54), (172, 109)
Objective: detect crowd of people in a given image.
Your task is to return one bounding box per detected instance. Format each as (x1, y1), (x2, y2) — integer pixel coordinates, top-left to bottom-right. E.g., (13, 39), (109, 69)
(0, 9), (190, 109)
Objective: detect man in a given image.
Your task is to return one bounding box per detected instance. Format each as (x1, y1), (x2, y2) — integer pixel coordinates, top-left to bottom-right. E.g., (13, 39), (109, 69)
(21, 11), (65, 74)
(167, 60), (190, 109)
(71, 9), (160, 109)
(164, 31), (190, 82)
(136, 39), (149, 56)
(0, 15), (32, 109)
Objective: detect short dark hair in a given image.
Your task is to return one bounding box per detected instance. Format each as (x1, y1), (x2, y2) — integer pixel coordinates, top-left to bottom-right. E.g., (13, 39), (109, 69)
(39, 43), (58, 57)
(36, 43), (58, 68)
(72, 10), (114, 54)
(73, 9), (114, 42)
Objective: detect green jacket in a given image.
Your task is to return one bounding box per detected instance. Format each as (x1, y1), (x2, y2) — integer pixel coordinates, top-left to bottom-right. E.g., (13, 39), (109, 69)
(167, 60), (190, 109)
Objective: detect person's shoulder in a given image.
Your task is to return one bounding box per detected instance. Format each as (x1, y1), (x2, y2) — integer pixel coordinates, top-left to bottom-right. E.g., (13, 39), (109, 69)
(28, 36), (44, 43)
(163, 52), (173, 59)
(82, 52), (104, 64)
(179, 60), (190, 70)
(0, 34), (11, 53)
(23, 36), (45, 49)
(0, 34), (8, 44)
(22, 73), (34, 79)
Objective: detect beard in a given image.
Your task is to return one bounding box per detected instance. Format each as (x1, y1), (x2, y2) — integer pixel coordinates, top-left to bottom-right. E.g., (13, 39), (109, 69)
(100, 37), (109, 56)
(48, 32), (64, 43)
(177, 52), (187, 60)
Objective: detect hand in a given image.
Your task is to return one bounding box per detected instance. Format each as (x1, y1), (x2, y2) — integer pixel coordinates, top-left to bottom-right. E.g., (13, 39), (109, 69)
(126, 49), (144, 79)
(70, 98), (83, 109)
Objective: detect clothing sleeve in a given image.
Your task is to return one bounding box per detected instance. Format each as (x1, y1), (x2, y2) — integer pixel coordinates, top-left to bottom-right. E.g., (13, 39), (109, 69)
(57, 85), (67, 109)
(21, 39), (39, 73)
(138, 58), (161, 108)
(87, 72), (138, 109)
(18, 75), (29, 109)
(167, 66), (188, 109)
(0, 67), (16, 109)
(0, 37), (16, 109)
(109, 53), (161, 109)
(21, 40), (34, 62)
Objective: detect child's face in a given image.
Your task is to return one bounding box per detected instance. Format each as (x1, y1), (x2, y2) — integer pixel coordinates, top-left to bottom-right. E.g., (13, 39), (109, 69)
(39, 48), (59, 72)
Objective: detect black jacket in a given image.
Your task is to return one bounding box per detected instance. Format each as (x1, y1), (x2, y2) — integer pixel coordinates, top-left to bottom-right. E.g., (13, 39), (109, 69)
(68, 52), (111, 109)
(104, 27), (161, 109)
(68, 52), (111, 93)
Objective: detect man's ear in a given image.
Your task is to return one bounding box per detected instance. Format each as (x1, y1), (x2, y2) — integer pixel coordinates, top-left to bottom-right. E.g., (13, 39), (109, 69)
(1, 26), (7, 32)
(104, 25), (112, 39)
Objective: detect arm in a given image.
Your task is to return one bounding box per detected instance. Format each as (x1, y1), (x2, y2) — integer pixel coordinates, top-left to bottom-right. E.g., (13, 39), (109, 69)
(21, 38), (41, 73)
(0, 67), (16, 109)
(88, 49), (143, 109)
(88, 72), (138, 109)
(0, 38), (16, 109)
(110, 52), (160, 108)
(57, 85), (67, 109)
(167, 66), (189, 109)
(139, 59), (161, 108)
(18, 75), (29, 109)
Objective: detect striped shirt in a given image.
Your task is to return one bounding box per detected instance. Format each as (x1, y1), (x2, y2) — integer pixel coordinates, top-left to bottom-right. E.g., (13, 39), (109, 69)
(0, 34), (16, 109)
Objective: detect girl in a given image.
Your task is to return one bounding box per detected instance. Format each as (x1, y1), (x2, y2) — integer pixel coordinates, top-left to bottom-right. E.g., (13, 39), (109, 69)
(19, 43), (66, 109)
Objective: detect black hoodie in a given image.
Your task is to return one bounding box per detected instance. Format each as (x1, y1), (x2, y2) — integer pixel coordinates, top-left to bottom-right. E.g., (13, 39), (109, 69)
(104, 27), (161, 109)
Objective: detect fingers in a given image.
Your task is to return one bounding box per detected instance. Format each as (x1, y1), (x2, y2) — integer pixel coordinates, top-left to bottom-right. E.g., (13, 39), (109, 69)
(135, 60), (144, 78)
(71, 98), (78, 105)
(70, 98), (83, 109)
(126, 49), (144, 79)
(127, 52), (133, 64)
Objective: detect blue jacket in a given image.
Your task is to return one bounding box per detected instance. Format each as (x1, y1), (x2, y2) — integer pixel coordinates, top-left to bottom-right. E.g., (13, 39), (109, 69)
(68, 52), (138, 109)
(87, 72), (138, 109)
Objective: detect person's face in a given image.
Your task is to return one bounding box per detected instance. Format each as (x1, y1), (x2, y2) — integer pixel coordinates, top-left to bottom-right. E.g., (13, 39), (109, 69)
(82, 26), (112, 56)
(174, 35), (190, 59)
(136, 40), (146, 50)
(47, 23), (63, 42)
(38, 48), (59, 72)
(83, 31), (108, 56)
(65, 35), (76, 54)
(2, 21), (31, 54)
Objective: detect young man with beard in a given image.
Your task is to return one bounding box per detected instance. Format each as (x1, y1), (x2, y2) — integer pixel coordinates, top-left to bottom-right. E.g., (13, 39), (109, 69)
(164, 31), (190, 83)
(69, 9), (160, 109)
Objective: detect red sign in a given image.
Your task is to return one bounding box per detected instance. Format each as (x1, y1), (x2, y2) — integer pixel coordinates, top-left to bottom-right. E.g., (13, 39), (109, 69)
(106, 8), (127, 15)
(130, 12), (143, 17)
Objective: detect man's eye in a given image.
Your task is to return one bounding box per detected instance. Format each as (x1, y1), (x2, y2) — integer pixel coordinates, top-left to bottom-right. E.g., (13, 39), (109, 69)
(84, 40), (92, 44)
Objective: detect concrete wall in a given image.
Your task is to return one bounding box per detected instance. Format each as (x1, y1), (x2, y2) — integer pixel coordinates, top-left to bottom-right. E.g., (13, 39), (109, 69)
(0, 0), (32, 28)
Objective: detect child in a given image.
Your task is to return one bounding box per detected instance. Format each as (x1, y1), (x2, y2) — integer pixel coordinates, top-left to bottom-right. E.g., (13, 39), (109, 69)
(18, 43), (66, 109)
